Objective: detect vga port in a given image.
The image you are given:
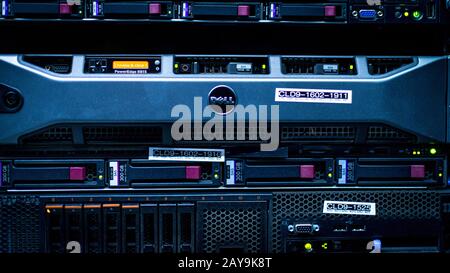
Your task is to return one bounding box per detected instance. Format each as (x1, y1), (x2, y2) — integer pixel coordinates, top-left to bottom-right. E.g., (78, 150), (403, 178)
(294, 224), (320, 234)
(359, 9), (377, 19)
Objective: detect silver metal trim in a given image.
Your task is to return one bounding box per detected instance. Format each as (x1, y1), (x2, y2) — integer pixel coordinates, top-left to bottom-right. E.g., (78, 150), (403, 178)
(0, 55), (440, 83)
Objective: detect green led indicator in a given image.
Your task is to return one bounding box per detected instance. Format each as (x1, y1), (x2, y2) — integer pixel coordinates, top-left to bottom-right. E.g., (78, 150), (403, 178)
(430, 148), (437, 155)
(412, 11), (422, 20)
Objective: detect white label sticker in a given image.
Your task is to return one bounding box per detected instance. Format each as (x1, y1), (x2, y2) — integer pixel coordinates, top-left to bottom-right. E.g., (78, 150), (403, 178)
(67, 0), (81, 5)
(109, 161), (119, 187)
(323, 64), (338, 73)
(275, 88), (352, 104)
(149, 147), (225, 162)
(338, 160), (347, 184)
(236, 63), (252, 72)
(226, 160), (235, 185)
(323, 201), (376, 216)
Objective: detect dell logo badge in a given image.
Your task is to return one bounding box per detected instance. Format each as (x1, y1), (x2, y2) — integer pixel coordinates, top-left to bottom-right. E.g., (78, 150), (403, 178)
(209, 96), (235, 105)
(208, 85), (237, 115)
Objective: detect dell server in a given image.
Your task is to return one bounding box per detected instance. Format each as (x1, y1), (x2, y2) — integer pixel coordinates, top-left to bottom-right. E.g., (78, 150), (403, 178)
(0, 0), (450, 260)
(0, 0), (444, 24)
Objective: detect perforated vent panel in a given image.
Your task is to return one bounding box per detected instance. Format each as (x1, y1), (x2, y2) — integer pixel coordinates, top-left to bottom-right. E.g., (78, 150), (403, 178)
(367, 57), (414, 75)
(181, 126), (262, 142)
(281, 57), (357, 75)
(22, 56), (72, 74)
(0, 196), (41, 253)
(271, 191), (440, 252)
(367, 125), (415, 143)
(20, 125), (164, 145)
(197, 201), (267, 253)
(83, 126), (163, 144)
(18, 123), (419, 146)
(21, 127), (73, 144)
(281, 126), (355, 141)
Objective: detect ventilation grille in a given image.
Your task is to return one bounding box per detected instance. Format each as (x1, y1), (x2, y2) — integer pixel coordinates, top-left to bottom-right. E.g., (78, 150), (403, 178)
(198, 202), (267, 253)
(281, 126), (355, 141)
(173, 56), (269, 74)
(19, 123), (417, 145)
(22, 56), (72, 74)
(0, 196), (41, 253)
(282, 57), (314, 74)
(83, 126), (163, 144)
(20, 125), (164, 145)
(271, 191), (440, 253)
(0, 148), (148, 158)
(367, 125), (416, 143)
(22, 127), (73, 144)
(442, 196), (450, 251)
(281, 57), (356, 75)
(187, 125), (355, 142)
(181, 126), (262, 143)
(367, 57), (414, 75)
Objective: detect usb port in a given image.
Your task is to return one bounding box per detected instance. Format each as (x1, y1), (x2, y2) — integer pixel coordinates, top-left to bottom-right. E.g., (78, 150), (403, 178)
(333, 224), (347, 232)
(351, 224), (366, 232)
